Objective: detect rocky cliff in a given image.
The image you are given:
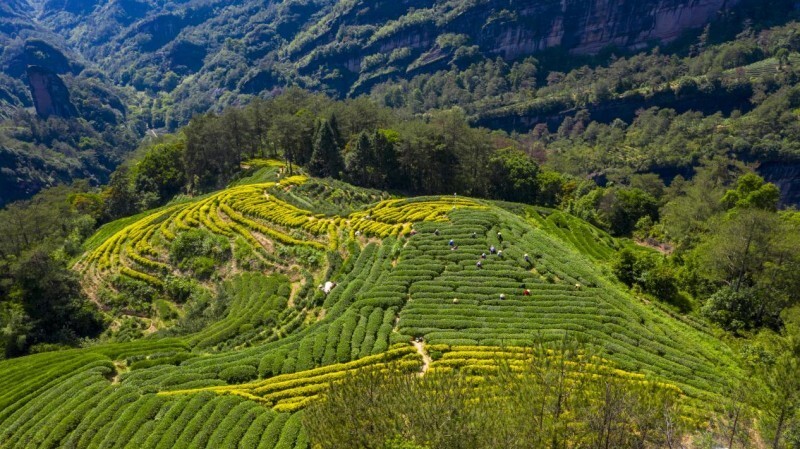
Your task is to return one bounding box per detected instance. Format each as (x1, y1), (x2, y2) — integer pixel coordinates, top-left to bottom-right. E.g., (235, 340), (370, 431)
(283, 0), (741, 95)
(484, 0), (738, 57)
(15, 0), (741, 102)
(26, 66), (78, 119)
(759, 162), (800, 208)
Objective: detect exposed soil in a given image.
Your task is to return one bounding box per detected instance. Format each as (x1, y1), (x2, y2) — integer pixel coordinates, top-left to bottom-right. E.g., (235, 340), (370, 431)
(412, 341), (432, 376)
(634, 238), (674, 255)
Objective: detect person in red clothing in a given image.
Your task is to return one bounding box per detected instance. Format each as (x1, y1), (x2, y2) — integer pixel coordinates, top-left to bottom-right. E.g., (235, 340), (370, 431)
(523, 289), (531, 296)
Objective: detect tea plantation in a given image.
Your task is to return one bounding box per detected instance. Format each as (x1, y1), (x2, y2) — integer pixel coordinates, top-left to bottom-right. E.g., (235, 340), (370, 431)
(0, 162), (741, 447)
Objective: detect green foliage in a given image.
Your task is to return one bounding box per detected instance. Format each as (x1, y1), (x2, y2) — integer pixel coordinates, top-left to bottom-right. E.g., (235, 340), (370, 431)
(134, 138), (187, 204)
(155, 299), (179, 321)
(702, 286), (764, 332)
(603, 188), (660, 237)
(721, 173), (780, 211)
(164, 276), (199, 304)
(308, 119), (344, 179)
(304, 341), (686, 449)
(612, 248), (641, 287)
(0, 184), (89, 257)
(693, 209), (800, 330)
(488, 147), (540, 204)
(184, 114), (243, 192)
(570, 186), (659, 236)
(613, 248), (686, 309)
(103, 166), (138, 222)
(169, 228), (231, 267)
(219, 365), (258, 384)
(3, 249), (104, 357)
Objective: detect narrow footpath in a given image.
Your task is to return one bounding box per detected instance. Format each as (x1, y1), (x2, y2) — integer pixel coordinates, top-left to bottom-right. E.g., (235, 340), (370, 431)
(412, 341), (432, 376)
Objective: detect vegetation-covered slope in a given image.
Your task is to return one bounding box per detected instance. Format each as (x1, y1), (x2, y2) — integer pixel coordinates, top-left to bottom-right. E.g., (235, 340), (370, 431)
(4, 0), (800, 208)
(0, 162), (743, 447)
(0, 3), (141, 206)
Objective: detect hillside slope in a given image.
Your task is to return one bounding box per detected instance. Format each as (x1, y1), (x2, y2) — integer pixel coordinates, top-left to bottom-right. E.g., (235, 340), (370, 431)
(6, 0), (742, 123)
(3, 0), (800, 207)
(0, 1), (139, 206)
(0, 162), (740, 447)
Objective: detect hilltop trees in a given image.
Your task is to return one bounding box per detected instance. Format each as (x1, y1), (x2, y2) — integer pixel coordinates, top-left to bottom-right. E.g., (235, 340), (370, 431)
(134, 138), (186, 204)
(345, 130), (399, 189)
(184, 114), (241, 192)
(488, 147), (540, 203)
(156, 90), (546, 203)
(344, 132), (375, 186)
(103, 166), (138, 221)
(308, 119), (344, 179)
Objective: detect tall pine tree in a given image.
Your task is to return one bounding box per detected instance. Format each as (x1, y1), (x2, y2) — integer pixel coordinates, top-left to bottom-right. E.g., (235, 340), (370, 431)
(373, 130), (398, 189)
(329, 112), (344, 149)
(345, 131), (373, 184)
(308, 119), (344, 179)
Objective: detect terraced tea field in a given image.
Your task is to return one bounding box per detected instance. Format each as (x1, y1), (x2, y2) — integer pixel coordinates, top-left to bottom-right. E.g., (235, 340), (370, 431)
(0, 162), (741, 447)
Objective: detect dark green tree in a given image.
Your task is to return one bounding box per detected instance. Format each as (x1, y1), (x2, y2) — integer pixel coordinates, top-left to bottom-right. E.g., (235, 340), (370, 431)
(600, 188), (659, 236)
(134, 138), (186, 205)
(329, 112), (344, 149)
(344, 131), (373, 185)
(373, 129), (399, 189)
(183, 114), (239, 191)
(612, 248), (642, 287)
(488, 147), (540, 203)
(103, 166), (137, 221)
(7, 250), (104, 355)
(308, 119), (344, 179)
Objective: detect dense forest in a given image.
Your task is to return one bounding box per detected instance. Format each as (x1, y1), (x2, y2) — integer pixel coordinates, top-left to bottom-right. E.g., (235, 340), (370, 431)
(2, 0), (800, 206)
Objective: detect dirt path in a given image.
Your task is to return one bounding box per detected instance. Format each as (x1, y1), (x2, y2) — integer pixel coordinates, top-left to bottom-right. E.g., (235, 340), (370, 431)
(634, 238), (673, 255)
(412, 341), (432, 376)
(287, 283), (301, 308)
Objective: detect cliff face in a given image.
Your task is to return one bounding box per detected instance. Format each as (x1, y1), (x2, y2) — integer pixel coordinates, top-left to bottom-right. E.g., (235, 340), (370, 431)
(26, 66), (78, 119)
(759, 162), (800, 207)
(395, 0), (738, 58)
(289, 0), (739, 95)
(483, 0), (738, 58)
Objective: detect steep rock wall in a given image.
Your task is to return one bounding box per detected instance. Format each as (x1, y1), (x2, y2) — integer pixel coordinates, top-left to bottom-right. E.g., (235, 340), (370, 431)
(479, 0), (738, 58)
(759, 162), (800, 207)
(26, 65), (78, 119)
(299, 0), (740, 95)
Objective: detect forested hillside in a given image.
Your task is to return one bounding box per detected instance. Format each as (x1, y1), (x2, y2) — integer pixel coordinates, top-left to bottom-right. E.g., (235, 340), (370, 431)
(0, 1), (142, 205)
(3, 0), (800, 206)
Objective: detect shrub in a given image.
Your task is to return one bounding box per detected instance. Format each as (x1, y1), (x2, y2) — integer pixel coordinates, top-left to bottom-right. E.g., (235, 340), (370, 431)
(219, 365), (258, 384)
(186, 256), (216, 280)
(155, 300), (178, 320)
(169, 228), (231, 264)
(165, 276), (198, 303)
